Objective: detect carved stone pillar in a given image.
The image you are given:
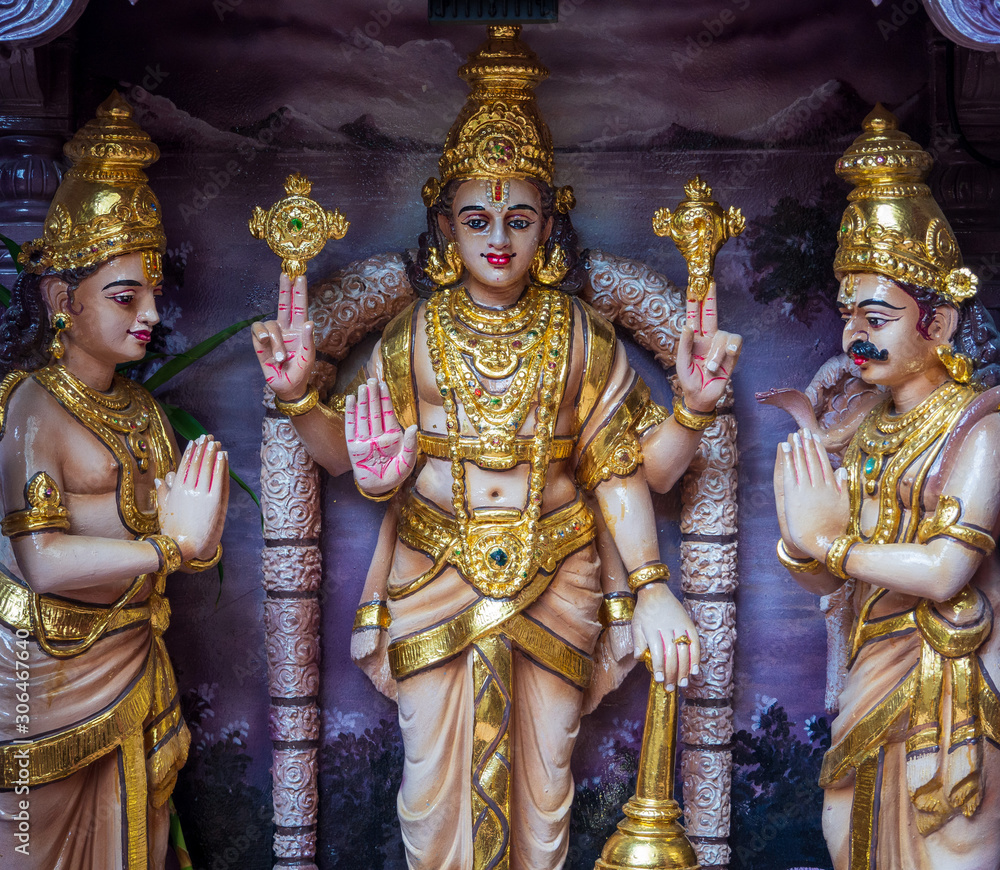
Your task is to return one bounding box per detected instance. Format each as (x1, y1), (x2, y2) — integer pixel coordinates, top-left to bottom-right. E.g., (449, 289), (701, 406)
(261, 409), (322, 870)
(678, 400), (738, 870)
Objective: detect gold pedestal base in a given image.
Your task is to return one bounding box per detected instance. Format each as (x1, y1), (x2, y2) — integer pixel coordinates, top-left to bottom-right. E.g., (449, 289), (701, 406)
(594, 796), (699, 870)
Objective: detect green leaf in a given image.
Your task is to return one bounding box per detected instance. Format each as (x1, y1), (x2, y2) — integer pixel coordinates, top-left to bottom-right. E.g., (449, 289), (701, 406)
(158, 401), (207, 441)
(142, 314), (267, 392)
(0, 284), (9, 309)
(0, 234), (23, 275)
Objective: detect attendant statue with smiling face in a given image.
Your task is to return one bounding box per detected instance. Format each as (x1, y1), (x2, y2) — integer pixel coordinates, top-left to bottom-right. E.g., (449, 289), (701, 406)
(253, 26), (741, 869)
(0, 94), (229, 869)
(774, 106), (1000, 870)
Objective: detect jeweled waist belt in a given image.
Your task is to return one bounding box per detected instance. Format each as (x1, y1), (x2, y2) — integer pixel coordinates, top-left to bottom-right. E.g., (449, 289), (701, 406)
(417, 432), (574, 464)
(394, 494), (595, 600)
(0, 570), (153, 642)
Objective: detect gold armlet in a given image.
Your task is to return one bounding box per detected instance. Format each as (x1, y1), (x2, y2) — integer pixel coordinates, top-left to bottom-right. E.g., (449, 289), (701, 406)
(826, 534), (861, 581)
(274, 386), (319, 417)
(672, 397), (717, 432)
(353, 601), (391, 631)
(776, 539), (821, 573)
(1, 472), (71, 538)
(184, 544), (223, 572)
(628, 563), (670, 592)
(145, 534), (184, 575)
(354, 479), (401, 502)
(635, 400), (669, 435)
(917, 494), (996, 555)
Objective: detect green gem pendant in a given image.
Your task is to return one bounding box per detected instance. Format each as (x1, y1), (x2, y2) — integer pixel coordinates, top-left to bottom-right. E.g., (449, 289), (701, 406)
(488, 548), (508, 568)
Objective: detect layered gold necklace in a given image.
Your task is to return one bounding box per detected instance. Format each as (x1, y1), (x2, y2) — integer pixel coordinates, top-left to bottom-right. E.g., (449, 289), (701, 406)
(425, 284), (572, 597)
(845, 381), (974, 544)
(33, 364), (175, 536)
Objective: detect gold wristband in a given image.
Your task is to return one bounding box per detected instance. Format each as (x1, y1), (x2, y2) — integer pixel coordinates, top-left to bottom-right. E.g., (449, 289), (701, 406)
(628, 562), (671, 592)
(776, 539), (821, 574)
(355, 479), (401, 502)
(826, 534), (861, 580)
(184, 544), (223, 572)
(672, 397), (717, 432)
(274, 386), (319, 417)
(146, 534), (183, 575)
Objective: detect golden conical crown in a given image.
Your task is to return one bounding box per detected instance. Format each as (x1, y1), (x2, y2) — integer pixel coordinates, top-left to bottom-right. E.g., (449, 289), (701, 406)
(423, 25), (554, 205)
(20, 92), (166, 275)
(834, 104), (977, 303)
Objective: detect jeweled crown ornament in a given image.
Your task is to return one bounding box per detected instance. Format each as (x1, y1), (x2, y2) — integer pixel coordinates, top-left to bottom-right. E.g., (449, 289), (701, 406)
(422, 24), (554, 207)
(249, 173), (349, 279)
(653, 176), (744, 303)
(19, 91), (166, 277)
(834, 104), (978, 304)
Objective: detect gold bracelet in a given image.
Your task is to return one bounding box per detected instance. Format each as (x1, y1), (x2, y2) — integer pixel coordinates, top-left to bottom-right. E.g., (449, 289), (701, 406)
(274, 386), (319, 417)
(826, 534), (861, 580)
(628, 562), (670, 592)
(146, 534), (184, 575)
(776, 539), (821, 574)
(672, 397), (717, 432)
(354, 479), (401, 502)
(184, 544), (223, 572)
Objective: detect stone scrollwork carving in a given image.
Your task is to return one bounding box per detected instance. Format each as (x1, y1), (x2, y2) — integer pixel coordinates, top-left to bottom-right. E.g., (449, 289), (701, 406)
(0, 0), (92, 46)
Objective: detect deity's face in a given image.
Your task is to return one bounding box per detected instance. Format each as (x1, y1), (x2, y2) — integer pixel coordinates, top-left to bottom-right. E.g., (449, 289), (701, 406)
(55, 251), (162, 368)
(440, 178), (551, 303)
(838, 272), (951, 390)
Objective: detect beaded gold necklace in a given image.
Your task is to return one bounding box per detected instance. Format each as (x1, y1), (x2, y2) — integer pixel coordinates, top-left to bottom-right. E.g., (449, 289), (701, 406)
(425, 285), (572, 597)
(33, 364), (175, 536)
(845, 381), (974, 545)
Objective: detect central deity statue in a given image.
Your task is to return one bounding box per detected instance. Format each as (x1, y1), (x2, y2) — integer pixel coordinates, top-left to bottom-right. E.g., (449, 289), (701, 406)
(253, 26), (741, 870)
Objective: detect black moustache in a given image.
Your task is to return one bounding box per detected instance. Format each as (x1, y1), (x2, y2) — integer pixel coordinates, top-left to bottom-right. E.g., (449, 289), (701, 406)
(848, 339), (889, 362)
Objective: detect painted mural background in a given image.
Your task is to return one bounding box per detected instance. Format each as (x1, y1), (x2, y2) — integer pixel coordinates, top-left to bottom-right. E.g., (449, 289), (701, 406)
(6, 0), (998, 867)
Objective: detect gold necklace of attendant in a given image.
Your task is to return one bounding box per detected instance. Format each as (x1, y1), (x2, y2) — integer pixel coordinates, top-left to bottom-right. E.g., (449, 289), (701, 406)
(33, 364), (175, 537)
(846, 380), (973, 543)
(426, 284), (571, 597)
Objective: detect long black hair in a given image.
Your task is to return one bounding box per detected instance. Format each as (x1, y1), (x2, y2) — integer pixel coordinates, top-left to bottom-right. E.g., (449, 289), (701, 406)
(896, 279), (1000, 389)
(0, 265), (97, 377)
(406, 178), (587, 297)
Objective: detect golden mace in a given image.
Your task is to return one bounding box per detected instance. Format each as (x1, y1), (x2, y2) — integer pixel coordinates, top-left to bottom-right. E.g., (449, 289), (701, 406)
(248, 172), (349, 278)
(593, 659), (699, 870)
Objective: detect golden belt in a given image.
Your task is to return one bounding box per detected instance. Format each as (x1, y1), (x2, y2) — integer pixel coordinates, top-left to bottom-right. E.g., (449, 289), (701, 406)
(0, 570), (155, 642)
(417, 432), (574, 467)
(395, 494), (596, 600)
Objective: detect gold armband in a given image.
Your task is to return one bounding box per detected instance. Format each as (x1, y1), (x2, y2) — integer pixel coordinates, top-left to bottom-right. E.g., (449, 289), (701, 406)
(274, 386), (319, 417)
(146, 534), (183, 575)
(577, 379), (649, 491)
(184, 544), (223, 572)
(826, 534), (861, 580)
(776, 539), (821, 574)
(355, 479), (401, 502)
(635, 400), (669, 435)
(353, 600), (391, 631)
(1, 472), (71, 538)
(628, 563), (670, 592)
(672, 397), (717, 432)
(917, 495), (996, 555)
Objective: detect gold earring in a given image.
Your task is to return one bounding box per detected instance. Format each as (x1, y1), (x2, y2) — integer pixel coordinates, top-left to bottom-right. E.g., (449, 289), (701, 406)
(936, 344), (974, 384)
(530, 243), (569, 286)
(424, 241), (463, 286)
(49, 311), (73, 360)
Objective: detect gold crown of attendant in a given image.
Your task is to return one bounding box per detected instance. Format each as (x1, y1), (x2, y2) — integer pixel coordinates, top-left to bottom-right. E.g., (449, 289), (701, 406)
(20, 91), (166, 276)
(834, 104), (977, 304)
(422, 25), (554, 206)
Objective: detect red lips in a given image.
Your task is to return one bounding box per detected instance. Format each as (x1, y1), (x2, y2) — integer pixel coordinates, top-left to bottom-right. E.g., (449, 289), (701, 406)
(485, 254), (511, 266)
(130, 330), (152, 343)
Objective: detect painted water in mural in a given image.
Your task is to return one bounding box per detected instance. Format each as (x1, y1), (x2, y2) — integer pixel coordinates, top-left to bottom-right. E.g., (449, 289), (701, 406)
(6, 1), (993, 867)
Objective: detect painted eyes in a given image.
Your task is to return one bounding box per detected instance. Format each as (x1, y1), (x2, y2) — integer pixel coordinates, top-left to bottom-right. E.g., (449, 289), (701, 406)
(460, 215), (536, 232)
(109, 293), (135, 306)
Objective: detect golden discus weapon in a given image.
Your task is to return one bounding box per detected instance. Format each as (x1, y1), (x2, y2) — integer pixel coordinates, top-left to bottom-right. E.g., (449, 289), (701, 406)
(249, 172), (349, 279)
(653, 176), (744, 302)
